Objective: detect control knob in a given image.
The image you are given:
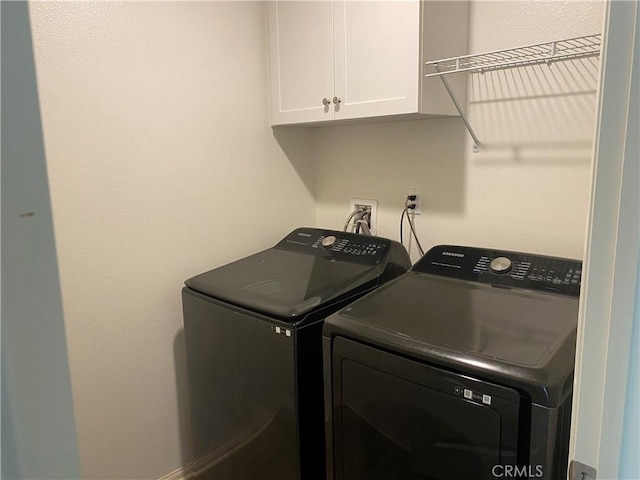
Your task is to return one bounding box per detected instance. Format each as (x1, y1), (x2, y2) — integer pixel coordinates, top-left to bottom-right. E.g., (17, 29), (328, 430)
(321, 235), (337, 248)
(490, 256), (512, 274)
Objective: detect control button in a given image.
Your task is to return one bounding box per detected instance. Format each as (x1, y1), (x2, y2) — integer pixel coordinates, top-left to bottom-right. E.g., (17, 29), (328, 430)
(321, 236), (337, 248)
(490, 256), (512, 274)
(482, 394), (492, 405)
(464, 389), (473, 399)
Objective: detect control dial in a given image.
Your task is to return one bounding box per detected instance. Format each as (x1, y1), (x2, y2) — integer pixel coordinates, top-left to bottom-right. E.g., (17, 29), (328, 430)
(321, 235), (337, 248)
(490, 256), (512, 274)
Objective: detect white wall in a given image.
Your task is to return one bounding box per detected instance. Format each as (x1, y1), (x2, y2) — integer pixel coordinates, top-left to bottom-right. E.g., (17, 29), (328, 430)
(26, 1), (607, 478)
(620, 258), (639, 478)
(29, 2), (315, 478)
(1, 3), (80, 478)
(570, 1), (640, 475)
(316, 1), (605, 262)
(619, 14), (639, 472)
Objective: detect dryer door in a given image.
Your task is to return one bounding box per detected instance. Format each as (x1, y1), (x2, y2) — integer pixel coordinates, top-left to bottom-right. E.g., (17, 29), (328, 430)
(329, 338), (522, 480)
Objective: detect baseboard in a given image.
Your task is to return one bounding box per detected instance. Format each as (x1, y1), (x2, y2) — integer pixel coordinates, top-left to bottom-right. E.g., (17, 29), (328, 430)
(158, 463), (195, 480)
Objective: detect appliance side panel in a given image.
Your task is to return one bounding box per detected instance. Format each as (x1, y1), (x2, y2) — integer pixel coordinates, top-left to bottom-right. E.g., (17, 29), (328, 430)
(295, 320), (326, 480)
(530, 403), (566, 480)
(323, 336), (336, 480)
(182, 288), (298, 479)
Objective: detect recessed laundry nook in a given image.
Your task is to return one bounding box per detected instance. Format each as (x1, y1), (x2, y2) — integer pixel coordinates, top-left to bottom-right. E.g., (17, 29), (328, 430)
(2, 1), (638, 480)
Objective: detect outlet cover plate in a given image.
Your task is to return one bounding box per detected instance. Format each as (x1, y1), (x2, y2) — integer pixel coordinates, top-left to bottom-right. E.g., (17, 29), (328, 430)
(407, 188), (422, 215)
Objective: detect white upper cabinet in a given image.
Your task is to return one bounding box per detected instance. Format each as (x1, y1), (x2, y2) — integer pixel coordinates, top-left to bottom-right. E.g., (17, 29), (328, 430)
(268, 1), (334, 124)
(268, 0), (469, 126)
(333, 0), (420, 120)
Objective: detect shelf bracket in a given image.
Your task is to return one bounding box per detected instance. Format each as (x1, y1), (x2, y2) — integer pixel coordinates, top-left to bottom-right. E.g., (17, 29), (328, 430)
(436, 65), (480, 152)
(426, 34), (602, 154)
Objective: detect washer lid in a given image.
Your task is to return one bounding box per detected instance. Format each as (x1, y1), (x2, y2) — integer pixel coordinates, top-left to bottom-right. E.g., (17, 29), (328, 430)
(325, 272), (579, 406)
(184, 228), (397, 320)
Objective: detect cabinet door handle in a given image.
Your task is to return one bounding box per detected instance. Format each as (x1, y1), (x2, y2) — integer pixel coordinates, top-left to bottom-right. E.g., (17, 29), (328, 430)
(322, 97), (331, 106)
(333, 97), (342, 105)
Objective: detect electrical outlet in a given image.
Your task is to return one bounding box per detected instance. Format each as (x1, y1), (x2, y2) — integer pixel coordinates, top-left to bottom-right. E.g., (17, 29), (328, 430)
(407, 189), (422, 215)
(349, 198), (378, 235)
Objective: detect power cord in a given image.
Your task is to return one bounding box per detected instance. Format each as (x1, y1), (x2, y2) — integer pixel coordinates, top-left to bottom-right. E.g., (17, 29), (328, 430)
(344, 206), (370, 233)
(357, 210), (372, 235)
(400, 195), (425, 256)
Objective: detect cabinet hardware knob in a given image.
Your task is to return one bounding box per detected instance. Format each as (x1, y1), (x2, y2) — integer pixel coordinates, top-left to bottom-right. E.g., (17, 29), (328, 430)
(322, 97), (331, 106)
(333, 97), (342, 104)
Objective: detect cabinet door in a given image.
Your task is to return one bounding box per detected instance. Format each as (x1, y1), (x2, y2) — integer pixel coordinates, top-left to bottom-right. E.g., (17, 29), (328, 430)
(269, 1), (335, 125)
(333, 0), (421, 120)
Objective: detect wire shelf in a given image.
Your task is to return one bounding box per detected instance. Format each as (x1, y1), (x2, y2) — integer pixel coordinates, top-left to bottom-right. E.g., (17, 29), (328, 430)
(425, 33), (602, 77)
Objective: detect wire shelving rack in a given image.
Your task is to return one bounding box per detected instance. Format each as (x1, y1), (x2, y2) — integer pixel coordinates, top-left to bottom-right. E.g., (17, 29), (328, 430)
(424, 34), (602, 151)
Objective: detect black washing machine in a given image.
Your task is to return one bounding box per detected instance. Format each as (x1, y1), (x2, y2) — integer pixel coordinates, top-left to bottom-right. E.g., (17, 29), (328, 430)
(323, 245), (581, 480)
(182, 227), (410, 480)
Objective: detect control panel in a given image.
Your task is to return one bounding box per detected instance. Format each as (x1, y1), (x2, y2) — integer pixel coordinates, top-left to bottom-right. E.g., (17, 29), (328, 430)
(414, 245), (582, 297)
(274, 227), (390, 265)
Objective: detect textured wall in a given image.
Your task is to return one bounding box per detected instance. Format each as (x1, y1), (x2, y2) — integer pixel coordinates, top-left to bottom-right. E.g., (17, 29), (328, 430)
(316, 1), (605, 262)
(27, 1), (607, 478)
(29, 2), (315, 478)
(1, 3), (80, 478)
